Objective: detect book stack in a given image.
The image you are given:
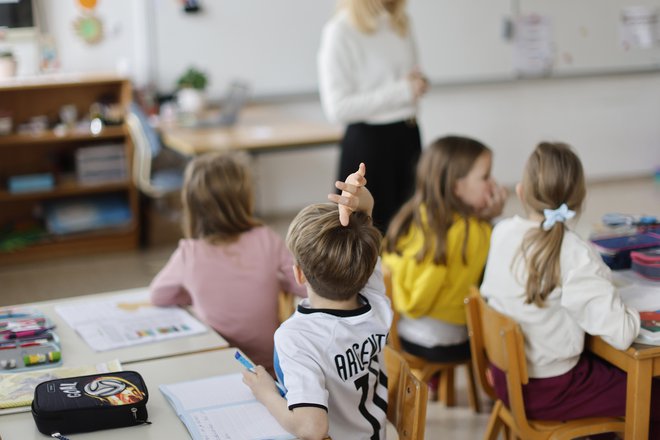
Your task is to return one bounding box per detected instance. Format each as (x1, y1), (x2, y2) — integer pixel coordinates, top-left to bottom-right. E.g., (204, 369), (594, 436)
(590, 232), (660, 270)
(75, 144), (127, 185)
(43, 195), (132, 235)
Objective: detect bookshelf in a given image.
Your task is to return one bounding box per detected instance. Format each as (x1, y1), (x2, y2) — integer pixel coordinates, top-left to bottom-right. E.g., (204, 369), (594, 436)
(0, 74), (139, 264)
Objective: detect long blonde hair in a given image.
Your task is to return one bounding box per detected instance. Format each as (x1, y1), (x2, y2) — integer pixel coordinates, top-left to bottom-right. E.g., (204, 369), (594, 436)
(384, 136), (491, 265)
(341, 0), (409, 36)
(181, 152), (261, 243)
(517, 142), (586, 306)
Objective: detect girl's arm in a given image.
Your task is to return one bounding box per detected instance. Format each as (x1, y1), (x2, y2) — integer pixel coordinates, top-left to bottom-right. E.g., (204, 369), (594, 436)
(149, 244), (192, 307)
(561, 239), (640, 349)
(242, 366), (329, 440)
(383, 256), (448, 318)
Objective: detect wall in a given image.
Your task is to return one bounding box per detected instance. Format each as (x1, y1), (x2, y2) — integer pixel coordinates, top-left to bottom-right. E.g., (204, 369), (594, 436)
(3, 1), (659, 215)
(3, 0), (150, 85)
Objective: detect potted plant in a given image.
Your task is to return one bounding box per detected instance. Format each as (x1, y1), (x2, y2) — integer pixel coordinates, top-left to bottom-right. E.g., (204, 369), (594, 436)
(176, 67), (208, 114)
(0, 50), (17, 79)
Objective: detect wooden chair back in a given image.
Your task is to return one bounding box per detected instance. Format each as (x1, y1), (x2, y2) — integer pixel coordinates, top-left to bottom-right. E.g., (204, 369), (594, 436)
(383, 267), (480, 412)
(278, 291), (296, 324)
(465, 289), (625, 440)
(384, 346), (428, 440)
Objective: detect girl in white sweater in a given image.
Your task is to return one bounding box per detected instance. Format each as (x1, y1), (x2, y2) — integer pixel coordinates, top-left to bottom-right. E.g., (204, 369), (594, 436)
(481, 142), (660, 438)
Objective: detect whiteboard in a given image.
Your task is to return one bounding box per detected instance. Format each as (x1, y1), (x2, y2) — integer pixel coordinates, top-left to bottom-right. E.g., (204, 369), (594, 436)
(152, 0), (660, 98)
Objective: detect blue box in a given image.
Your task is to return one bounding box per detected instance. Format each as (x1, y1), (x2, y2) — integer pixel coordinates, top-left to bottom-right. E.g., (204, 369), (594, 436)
(8, 173), (54, 193)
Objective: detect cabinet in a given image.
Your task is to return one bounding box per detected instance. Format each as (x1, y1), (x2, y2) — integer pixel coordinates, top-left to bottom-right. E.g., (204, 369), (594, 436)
(0, 74), (139, 264)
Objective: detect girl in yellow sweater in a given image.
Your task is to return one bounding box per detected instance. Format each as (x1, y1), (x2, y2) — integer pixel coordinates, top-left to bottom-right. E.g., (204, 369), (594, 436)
(383, 135), (506, 363)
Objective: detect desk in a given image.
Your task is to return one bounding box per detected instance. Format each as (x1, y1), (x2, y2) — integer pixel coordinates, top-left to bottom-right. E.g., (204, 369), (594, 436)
(7, 287), (229, 367)
(0, 349), (241, 440)
(586, 271), (660, 439)
(586, 337), (660, 439)
(161, 104), (342, 155)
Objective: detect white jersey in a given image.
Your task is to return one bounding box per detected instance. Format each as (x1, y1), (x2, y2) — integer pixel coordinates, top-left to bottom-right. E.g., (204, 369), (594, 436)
(274, 259), (393, 440)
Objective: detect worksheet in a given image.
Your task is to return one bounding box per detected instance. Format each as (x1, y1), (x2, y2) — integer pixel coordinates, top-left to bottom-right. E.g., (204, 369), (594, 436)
(55, 291), (206, 351)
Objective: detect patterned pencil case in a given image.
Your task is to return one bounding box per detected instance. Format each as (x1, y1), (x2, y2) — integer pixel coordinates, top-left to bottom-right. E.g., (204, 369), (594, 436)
(32, 371), (150, 437)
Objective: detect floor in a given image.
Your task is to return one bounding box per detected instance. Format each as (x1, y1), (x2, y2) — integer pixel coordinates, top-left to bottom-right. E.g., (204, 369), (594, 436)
(1, 175), (658, 438)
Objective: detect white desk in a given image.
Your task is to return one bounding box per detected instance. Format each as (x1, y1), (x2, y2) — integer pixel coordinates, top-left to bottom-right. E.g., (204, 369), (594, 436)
(5, 287), (229, 367)
(0, 349), (243, 440)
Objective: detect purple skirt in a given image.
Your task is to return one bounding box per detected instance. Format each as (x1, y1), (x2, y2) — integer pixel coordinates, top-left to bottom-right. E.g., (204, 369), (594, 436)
(490, 353), (660, 439)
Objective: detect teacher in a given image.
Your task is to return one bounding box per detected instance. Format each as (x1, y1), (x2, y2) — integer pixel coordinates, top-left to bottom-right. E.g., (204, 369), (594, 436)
(318, 0), (428, 232)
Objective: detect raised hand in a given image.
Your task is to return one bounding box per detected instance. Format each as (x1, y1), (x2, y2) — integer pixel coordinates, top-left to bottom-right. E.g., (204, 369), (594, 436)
(327, 163), (374, 226)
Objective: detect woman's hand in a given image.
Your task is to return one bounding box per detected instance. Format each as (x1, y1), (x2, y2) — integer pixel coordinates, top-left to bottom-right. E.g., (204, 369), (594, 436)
(408, 67), (429, 100)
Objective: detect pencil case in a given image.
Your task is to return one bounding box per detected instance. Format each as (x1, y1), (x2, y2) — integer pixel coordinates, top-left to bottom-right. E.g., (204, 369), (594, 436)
(590, 233), (660, 270)
(631, 248), (660, 280)
(32, 371), (150, 436)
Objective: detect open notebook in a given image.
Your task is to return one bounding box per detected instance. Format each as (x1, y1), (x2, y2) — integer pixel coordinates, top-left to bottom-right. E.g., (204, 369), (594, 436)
(160, 373), (295, 440)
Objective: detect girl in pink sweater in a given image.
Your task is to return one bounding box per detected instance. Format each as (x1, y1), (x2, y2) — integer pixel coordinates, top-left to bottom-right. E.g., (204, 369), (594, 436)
(150, 152), (306, 372)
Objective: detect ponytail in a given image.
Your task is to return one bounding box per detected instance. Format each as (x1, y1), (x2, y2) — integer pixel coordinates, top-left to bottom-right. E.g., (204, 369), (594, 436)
(516, 142), (586, 307)
(520, 223), (564, 306)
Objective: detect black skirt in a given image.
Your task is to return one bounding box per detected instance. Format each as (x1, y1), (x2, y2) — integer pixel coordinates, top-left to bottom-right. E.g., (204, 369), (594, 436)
(338, 120), (421, 233)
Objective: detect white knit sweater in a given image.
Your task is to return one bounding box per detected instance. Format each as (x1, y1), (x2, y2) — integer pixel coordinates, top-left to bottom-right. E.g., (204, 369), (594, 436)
(317, 10), (418, 125)
(480, 216), (640, 378)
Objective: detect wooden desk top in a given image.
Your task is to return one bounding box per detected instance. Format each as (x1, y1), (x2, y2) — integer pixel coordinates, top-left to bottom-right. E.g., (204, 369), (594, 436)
(4, 287), (229, 368)
(0, 349), (240, 440)
(161, 104), (342, 155)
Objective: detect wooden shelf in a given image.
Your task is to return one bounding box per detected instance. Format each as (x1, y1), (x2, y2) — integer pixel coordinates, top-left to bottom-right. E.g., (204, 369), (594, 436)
(0, 227), (139, 266)
(0, 126), (126, 147)
(0, 74), (139, 264)
(0, 180), (132, 202)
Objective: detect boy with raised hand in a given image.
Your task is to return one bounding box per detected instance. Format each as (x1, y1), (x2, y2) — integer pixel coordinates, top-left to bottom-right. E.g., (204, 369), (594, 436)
(242, 163), (393, 440)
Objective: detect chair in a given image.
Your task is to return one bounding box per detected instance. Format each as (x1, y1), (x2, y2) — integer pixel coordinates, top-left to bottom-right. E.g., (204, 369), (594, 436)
(277, 291), (296, 324)
(464, 288), (625, 440)
(384, 345), (428, 440)
(383, 269), (481, 412)
(126, 102), (187, 199)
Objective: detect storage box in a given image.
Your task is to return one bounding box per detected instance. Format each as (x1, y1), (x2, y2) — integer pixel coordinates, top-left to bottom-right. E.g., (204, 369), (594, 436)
(631, 248), (660, 280)
(591, 232), (660, 270)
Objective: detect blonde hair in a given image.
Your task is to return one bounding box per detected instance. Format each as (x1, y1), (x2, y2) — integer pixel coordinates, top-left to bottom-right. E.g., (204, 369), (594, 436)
(181, 152), (261, 243)
(286, 203), (381, 301)
(384, 136), (491, 265)
(340, 0), (409, 36)
(517, 142), (586, 306)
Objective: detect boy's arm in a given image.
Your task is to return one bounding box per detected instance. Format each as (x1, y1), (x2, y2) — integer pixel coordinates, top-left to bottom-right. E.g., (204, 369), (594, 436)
(242, 366), (329, 440)
(328, 162), (374, 226)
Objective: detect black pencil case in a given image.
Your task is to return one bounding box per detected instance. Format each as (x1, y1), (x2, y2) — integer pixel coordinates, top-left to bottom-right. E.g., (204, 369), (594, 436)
(31, 371), (150, 436)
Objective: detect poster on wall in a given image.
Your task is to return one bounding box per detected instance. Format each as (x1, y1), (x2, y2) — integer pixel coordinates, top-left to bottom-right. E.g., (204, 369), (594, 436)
(513, 14), (555, 77)
(620, 6), (659, 50)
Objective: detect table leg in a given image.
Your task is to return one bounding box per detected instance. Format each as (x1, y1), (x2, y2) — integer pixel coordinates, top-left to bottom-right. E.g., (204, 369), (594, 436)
(625, 358), (652, 439)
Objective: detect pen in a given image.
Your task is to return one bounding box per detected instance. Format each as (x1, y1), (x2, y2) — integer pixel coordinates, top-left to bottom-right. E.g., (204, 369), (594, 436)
(0, 311), (31, 319)
(235, 351), (286, 397)
(5, 326), (55, 340)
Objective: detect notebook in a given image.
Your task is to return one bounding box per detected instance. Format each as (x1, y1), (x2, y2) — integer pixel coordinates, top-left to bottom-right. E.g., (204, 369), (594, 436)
(160, 373), (295, 440)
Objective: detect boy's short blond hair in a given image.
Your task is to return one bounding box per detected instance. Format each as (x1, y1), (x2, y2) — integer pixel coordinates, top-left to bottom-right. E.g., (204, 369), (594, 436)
(286, 203), (381, 301)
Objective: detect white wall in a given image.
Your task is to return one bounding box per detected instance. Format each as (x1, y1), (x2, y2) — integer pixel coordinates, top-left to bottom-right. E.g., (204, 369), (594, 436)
(5, 0), (150, 85)
(252, 74), (660, 215)
(4, 2), (659, 215)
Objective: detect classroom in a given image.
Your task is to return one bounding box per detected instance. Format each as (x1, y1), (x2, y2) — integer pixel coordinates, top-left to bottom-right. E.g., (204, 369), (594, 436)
(1, 0), (660, 439)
